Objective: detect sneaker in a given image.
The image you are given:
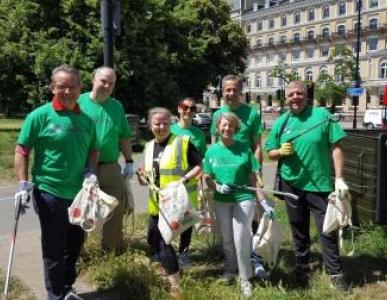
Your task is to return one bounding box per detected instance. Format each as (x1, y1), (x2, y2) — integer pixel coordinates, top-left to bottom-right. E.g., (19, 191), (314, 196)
(240, 280), (252, 297)
(251, 254), (267, 281)
(64, 288), (84, 300)
(330, 274), (350, 292)
(178, 250), (192, 268)
(219, 271), (236, 285)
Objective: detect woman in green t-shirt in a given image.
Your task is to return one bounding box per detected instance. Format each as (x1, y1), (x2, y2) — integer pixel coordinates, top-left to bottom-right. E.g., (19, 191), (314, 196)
(203, 112), (275, 297)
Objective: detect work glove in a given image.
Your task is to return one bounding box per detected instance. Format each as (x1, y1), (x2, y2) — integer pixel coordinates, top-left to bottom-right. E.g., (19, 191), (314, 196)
(256, 170), (264, 188)
(215, 183), (233, 194)
(335, 177), (349, 200)
(279, 142), (294, 157)
(260, 199), (275, 220)
(14, 181), (34, 215)
(179, 175), (189, 184)
(122, 163), (134, 178)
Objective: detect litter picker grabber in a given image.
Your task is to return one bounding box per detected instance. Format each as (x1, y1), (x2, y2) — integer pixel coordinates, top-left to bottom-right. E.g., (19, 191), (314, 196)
(286, 114), (341, 143)
(3, 195), (23, 300)
(229, 184), (299, 200)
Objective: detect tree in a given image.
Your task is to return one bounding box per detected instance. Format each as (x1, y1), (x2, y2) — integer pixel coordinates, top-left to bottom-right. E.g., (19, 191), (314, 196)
(315, 46), (356, 112)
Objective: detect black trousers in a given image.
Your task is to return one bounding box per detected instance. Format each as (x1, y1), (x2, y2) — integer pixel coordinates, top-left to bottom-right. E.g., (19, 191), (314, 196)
(281, 180), (343, 275)
(147, 215), (179, 275)
(179, 227), (193, 254)
(34, 189), (85, 300)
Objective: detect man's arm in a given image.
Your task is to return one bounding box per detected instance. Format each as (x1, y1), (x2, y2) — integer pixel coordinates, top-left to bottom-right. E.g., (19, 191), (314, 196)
(332, 143), (344, 177)
(87, 150), (100, 173)
(14, 146), (29, 181)
(252, 135), (263, 166)
(119, 138), (133, 161)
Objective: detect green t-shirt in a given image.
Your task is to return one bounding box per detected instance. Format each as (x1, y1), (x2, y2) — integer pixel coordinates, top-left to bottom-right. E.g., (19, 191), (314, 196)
(171, 123), (207, 157)
(265, 106), (346, 192)
(17, 102), (99, 199)
(203, 141), (260, 202)
(210, 103), (263, 148)
(78, 92), (132, 162)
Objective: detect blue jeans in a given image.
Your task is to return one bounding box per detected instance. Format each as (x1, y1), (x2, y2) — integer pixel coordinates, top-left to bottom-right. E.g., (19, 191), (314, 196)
(34, 189), (85, 300)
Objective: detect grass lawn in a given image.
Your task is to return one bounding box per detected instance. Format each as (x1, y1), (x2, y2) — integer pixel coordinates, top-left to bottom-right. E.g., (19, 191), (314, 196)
(0, 119), (24, 130)
(0, 270), (36, 300)
(79, 201), (387, 300)
(0, 131), (19, 182)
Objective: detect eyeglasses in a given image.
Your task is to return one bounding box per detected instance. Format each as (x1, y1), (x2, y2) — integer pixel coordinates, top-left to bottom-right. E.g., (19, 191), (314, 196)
(54, 85), (78, 92)
(179, 104), (197, 113)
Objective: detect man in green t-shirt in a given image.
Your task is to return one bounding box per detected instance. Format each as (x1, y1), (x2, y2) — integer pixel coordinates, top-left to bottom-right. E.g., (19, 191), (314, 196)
(78, 66), (134, 252)
(265, 80), (349, 289)
(14, 64), (99, 299)
(171, 97), (207, 267)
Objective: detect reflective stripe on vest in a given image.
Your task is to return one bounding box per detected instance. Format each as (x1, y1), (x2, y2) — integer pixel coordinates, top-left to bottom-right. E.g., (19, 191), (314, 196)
(144, 135), (198, 215)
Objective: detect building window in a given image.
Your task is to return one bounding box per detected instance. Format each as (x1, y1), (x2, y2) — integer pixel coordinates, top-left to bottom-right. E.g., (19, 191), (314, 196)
(294, 12), (301, 24)
(267, 52), (275, 63)
(307, 48), (314, 58)
(246, 24), (251, 33)
(279, 52), (286, 62)
(292, 70), (300, 80)
(281, 15), (287, 27)
(354, 0), (361, 12)
(353, 22), (361, 32)
(257, 39), (263, 48)
(319, 67), (329, 82)
(353, 41), (361, 54)
(321, 46), (329, 57)
(369, 18), (378, 30)
(247, 75), (251, 88)
(338, 1), (346, 16)
(337, 25), (346, 37)
(278, 77), (285, 87)
(255, 74), (261, 87)
(322, 5), (330, 19)
(292, 50), (300, 61)
(306, 69), (314, 81)
(368, 37), (378, 51)
(267, 76), (273, 87)
(307, 30), (315, 40)
(257, 20), (263, 31)
(322, 27), (330, 38)
(308, 8), (315, 22)
(269, 18), (275, 29)
(257, 53), (263, 63)
(293, 32), (301, 42)
(268, 37), (274, 46)
(280, 35), (287, 44)
(370, 0), (378, 8)
(380, 61), (387, 79)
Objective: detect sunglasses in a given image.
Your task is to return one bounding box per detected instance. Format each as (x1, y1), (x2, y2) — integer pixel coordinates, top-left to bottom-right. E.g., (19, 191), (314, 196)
(179, 104), (197, 113)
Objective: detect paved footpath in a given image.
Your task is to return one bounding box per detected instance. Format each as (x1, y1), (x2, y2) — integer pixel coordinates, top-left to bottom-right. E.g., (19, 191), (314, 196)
(0, 162), (277, 299)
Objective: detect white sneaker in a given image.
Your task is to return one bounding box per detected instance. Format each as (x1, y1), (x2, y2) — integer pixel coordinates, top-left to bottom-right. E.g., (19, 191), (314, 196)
(64, 288), (84, 300)
(240, 280), (252, 297)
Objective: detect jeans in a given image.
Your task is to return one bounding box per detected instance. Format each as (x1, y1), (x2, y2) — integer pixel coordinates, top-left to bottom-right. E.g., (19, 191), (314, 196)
(34, 189), (85, 300)
(215, 200), (255, 280)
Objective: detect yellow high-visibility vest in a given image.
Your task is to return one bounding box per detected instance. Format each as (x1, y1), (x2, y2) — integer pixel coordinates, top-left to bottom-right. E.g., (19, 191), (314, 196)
(144, 135), (198, 216)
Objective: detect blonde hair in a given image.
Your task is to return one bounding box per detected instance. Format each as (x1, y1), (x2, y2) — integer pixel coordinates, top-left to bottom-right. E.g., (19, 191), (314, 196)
(216, 112), (241, 132)
(147, 107), (171, 125)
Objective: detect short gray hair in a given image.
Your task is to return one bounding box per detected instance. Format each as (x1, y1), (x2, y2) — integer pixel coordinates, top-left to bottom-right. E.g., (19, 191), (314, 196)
(147, 107), (172, 125)
(51, 64), (81, 84)
(285, 80), (307, 96)
(91, 66), (116, 81)
(216, 112), (241, 132)
(222, 74), (243, 92)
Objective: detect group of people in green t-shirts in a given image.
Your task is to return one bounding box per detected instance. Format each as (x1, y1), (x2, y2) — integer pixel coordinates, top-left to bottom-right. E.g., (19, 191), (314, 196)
(137, 75), (351, 298)
(14, 65), (351, 299)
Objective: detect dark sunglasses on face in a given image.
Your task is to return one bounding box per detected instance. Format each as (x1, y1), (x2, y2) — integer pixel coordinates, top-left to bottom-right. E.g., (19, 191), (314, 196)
(179, 104), (197, 112)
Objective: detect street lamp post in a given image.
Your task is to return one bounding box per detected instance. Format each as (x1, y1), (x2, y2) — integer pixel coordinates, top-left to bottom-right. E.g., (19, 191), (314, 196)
(353, 0), (362, 129)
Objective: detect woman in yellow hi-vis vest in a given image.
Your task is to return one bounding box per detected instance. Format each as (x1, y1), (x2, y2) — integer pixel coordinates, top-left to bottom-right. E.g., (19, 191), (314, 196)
(136, 107), (202, 299)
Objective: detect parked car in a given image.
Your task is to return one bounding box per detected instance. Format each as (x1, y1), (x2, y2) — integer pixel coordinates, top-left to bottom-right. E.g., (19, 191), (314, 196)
(193, 113), (211, 127)
(126, 114), (141, 148)
(362, 108), (387, 129)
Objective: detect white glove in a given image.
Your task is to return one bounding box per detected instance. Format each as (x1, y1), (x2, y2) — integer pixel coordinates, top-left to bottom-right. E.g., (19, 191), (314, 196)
(215, 183), (233, 194)
(14, 181), (34, 215)
(260, 199), (275, 220)
(123, 163), (134, 178)
(335, 177), (349, 200)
